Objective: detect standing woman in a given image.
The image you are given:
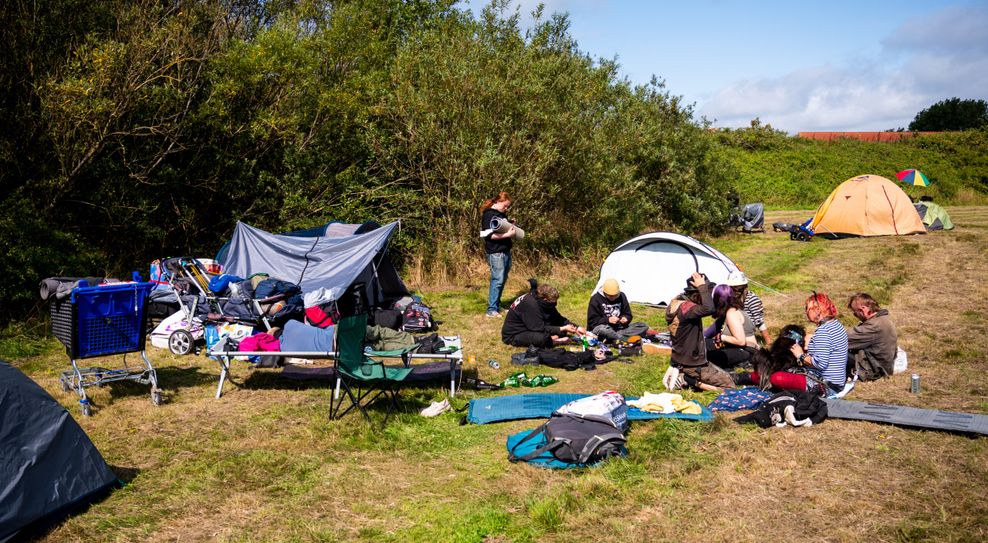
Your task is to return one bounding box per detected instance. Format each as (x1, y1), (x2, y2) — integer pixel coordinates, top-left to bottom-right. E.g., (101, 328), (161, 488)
(481, 192), (515, 317)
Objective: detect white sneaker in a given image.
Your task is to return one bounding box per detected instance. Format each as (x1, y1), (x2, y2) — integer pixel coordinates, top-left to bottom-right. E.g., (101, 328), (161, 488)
(420, 399), (452, 417)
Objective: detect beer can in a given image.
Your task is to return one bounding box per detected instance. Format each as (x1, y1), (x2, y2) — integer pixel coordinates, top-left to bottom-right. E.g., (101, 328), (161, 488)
(910, 374), (920, 394)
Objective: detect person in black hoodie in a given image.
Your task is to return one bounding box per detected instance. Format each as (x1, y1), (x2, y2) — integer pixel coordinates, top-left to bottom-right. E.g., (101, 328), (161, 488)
(481, 192), (516, 317)
(586, 278), (650, 343)
(502, 282), (584, 348)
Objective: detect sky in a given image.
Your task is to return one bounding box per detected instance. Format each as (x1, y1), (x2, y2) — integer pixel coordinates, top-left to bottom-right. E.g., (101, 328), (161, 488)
(461, 0), (988, 133)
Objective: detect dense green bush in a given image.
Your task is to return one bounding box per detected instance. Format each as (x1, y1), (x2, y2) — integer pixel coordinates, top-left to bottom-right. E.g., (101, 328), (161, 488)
(0, 0), (732, 323)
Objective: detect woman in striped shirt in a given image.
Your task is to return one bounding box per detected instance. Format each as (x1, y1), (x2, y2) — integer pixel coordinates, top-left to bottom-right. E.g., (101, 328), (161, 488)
(788, 292), (849, 394)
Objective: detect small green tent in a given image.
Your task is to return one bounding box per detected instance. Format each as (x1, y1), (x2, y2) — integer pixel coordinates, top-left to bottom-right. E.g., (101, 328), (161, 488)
(913, 201), (954, 231)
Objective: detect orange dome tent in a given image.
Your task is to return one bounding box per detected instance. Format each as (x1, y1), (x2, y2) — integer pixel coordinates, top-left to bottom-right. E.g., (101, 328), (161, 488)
(808, 175), (926, 238)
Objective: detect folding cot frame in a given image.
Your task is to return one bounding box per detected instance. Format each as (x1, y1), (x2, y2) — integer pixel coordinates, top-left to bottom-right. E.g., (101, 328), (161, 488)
(208, 336), (464, 400)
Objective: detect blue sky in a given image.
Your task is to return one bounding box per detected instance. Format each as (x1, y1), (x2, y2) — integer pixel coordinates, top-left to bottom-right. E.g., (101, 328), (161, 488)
(462, 0), (988, 133)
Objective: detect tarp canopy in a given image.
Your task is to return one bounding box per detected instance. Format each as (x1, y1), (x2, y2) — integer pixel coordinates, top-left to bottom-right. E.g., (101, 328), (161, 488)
(1, 361), (118, 542)
(594, 232), (740, 306)
(809, 175), (926, 238)
(914, 201), (954, 231)
(219, 221), (409, 305)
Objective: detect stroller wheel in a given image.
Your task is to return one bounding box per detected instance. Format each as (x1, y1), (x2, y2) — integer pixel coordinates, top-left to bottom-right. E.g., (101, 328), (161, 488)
(60, 376), (71, 393)
(168, 329), (194, 356)
(151, 388), (163, 406)
(80, 401), (92, 417)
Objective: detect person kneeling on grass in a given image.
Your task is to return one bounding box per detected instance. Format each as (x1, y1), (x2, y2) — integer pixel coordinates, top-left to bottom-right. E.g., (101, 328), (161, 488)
(501, 282), (585, 348)
(662, 272), (737, 392)
(586, 278), (650, 343)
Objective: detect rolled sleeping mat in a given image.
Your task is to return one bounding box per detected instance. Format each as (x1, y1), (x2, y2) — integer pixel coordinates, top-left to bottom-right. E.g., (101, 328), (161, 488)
(491, 217), (525, 240)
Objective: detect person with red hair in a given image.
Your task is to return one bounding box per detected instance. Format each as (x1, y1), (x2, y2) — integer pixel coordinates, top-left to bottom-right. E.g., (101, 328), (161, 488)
(739, 292), (848, 395)
(789, 292), (848, 394)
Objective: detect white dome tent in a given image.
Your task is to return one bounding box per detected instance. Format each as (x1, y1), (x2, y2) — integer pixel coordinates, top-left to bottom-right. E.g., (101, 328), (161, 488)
(594, 232), (740, 306)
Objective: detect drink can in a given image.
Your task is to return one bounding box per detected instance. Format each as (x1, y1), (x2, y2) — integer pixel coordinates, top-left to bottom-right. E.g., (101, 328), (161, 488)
(910, 374), (920, 394)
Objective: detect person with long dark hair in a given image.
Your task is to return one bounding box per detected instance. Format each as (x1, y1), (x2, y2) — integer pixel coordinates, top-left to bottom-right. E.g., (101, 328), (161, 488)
(705, 283), (757, 369)
(480, 192), (516, 317)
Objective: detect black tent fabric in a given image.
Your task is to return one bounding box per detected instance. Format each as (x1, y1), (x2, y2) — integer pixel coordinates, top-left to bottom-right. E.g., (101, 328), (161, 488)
(0, 361), (118, 542)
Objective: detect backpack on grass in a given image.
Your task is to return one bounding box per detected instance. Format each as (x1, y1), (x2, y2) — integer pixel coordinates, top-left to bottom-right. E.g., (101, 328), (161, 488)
(507, 391), (628, 466)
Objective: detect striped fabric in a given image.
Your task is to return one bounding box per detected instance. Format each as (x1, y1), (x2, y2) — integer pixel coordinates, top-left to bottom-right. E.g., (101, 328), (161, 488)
(743, 291), (766, 330)
(809, 319), (849, 386)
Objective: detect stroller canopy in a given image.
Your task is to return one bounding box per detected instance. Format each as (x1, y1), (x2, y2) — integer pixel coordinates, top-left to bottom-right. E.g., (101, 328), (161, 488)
(219, 221), (409, 306)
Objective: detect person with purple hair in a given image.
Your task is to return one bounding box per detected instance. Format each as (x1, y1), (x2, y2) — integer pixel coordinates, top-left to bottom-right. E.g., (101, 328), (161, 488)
(705, 283), (758, 369)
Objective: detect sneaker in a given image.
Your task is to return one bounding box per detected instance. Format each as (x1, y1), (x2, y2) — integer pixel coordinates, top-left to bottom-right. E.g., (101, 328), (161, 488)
(485, 310), (502, 318)
(420, 399), (452, 417)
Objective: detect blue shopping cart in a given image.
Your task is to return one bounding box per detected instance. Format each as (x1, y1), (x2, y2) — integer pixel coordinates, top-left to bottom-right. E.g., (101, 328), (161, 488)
(51, 274), (162, 416)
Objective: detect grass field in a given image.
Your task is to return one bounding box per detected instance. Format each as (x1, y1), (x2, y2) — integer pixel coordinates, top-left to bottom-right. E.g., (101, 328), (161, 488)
(8, 207), (988, 543)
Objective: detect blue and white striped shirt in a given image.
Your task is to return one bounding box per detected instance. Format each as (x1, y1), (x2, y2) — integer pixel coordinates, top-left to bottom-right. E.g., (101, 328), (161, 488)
(809, 319), (849, 386)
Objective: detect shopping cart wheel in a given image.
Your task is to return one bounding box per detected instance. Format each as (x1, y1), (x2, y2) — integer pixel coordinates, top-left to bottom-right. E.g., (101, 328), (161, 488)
(151, 388), (163, 406)
(168, 329), (194, 356)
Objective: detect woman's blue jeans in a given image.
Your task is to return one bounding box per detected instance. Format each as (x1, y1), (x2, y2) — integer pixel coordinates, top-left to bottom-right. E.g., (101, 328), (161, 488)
(487, 251), (512, 313)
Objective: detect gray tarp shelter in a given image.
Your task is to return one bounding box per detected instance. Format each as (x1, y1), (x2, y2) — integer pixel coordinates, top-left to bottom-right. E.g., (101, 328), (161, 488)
(218, 220), (409, 307)
(1, 361), (118, 542)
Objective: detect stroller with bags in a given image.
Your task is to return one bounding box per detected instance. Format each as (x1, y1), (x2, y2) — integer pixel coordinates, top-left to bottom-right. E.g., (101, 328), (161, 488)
(149, 257), (296, 355)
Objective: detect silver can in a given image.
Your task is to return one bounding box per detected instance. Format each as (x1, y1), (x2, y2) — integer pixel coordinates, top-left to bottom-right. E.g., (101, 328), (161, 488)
(910, 374), (920, 394)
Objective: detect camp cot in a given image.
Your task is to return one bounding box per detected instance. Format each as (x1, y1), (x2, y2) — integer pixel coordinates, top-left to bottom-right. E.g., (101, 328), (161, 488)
(807, 175), (926, 238)
(594, 232), (741, 306)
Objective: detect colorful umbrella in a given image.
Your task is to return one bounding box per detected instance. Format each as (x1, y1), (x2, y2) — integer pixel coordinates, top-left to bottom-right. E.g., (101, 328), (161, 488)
(896, 169), (930, 187)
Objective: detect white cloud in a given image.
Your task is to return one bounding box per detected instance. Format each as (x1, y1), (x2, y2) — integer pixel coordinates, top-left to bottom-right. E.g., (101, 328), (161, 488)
(701, 4), (988, 132)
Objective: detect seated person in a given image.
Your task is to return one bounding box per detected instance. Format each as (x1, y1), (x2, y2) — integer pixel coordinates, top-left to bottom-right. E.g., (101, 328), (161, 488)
(727, 271), (772, 344)
(664, 273), (735, 391)
(586, 278), (649, 343)
(758, 292), (847, 396)
(846, 292), (898, 381)
(501, 283), (584, 348)
(705, 283), (757, 369)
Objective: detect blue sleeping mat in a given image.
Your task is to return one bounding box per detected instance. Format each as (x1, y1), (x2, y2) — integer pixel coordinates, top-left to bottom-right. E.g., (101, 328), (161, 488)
(469, 393), (713, 425)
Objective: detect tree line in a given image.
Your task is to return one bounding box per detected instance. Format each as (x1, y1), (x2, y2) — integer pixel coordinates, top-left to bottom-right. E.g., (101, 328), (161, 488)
(2, 0), (985, 325)
(0, 0), (735, 323)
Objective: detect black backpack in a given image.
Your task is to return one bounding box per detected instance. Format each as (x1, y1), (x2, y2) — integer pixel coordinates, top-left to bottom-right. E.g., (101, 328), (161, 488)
(508, 413), (627, 465)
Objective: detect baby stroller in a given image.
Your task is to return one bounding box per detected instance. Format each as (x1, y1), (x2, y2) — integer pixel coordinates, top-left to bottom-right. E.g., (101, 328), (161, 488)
(150, 257), (292, 355)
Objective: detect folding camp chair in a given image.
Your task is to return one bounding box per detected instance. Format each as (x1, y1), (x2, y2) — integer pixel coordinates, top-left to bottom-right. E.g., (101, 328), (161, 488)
(330, 314), (419, 427)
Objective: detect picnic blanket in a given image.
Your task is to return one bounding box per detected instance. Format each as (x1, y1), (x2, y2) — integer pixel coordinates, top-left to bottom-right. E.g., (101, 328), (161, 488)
(468, 393), (713, 425)
(708, 387), (775, 412)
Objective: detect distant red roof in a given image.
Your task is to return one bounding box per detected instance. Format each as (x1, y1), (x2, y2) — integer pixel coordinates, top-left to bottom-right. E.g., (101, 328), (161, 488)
(797, 132), (938, 142)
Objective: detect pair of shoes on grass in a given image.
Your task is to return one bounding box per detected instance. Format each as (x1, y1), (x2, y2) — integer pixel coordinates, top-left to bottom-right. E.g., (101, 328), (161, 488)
(420, 398), (452, 417)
